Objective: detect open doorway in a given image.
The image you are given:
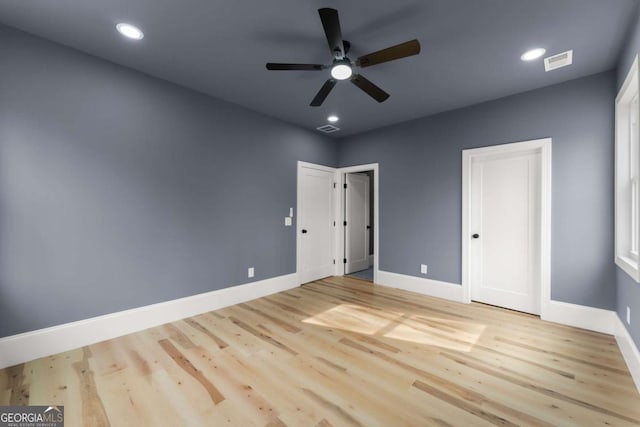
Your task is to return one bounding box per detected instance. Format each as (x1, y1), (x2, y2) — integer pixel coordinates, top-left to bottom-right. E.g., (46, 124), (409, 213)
(344, 170), (374, 282)
(297, 162), (378, 284)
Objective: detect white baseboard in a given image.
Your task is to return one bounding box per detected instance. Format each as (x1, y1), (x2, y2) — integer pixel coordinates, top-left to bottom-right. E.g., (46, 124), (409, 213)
(0, 273), (298, 369)
(540, 300), (616, 335)
(373, 272), (640, 391)
(615, 315), (640, 394)
(3, 270), (638, 395)
(376, 270), (463, 302)
(374, 271), (616, 335)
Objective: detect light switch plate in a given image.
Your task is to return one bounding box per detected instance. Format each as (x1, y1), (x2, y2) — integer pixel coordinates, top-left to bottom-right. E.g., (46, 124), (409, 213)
(289, 207), (294, 217)
(285, 217), (292, 226)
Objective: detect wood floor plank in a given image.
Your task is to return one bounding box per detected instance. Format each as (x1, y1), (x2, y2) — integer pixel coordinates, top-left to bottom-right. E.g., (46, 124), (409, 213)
(1, 276), (638, 426)
(468, 342), (640, 410)
(213, 347), (331, 426)
(157, 338), (224, 405)
(183, 317), (229, 349)
(74, 348), (111, 426)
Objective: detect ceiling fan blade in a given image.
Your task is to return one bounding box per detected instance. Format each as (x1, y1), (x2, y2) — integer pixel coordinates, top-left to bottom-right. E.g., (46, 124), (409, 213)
(357, 39), (421, 68)
(266, 63), (324, 71)
(351, 74), (390, 103)
(318, 8), (345, 58)
(310, 79), (337, 107)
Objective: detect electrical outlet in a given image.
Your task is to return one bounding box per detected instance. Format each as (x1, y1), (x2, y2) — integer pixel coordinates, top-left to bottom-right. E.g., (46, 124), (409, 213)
(420, 264), (428, 275)
(627, 306), (631, 325)
(248, 267), (255, 278)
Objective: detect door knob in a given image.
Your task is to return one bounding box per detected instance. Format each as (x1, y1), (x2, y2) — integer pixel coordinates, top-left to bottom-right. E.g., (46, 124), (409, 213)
(301, 229), (308, 234)
(472, 233), (480, 239)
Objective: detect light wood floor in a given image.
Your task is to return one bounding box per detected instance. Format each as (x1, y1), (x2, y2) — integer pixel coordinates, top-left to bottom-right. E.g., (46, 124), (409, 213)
(1, 276), (639, 426)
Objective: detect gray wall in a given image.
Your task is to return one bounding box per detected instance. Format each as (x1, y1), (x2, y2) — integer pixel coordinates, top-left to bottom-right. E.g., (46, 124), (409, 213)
(618, 2), (640, 88)
(617, 271), (640, 346)
(0, 25), (337, 338)
(0, 21), (628, 338)
(339, 71), (616, 310)
(616, 6), (640, 349)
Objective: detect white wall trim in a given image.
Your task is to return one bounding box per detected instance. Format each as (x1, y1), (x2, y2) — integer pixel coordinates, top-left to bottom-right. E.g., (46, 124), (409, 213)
(461, 138), (552, 312)
(375, 271), (620, 338)
(615, 315), (640, 394)
(4, 268), (638, 394)
(374, 272), (639, 391)
(540, 300), (616, 335)
(614, 54), (640, 283)
(0, 273), (298, 369)
(376, 270), (463, 302)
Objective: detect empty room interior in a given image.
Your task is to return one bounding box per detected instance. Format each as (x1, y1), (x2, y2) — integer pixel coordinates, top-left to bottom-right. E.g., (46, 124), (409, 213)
(3, 0), (640, 425)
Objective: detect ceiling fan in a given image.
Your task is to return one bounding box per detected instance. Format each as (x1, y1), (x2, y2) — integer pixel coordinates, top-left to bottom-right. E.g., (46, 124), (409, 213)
(265, 8), (421, 107)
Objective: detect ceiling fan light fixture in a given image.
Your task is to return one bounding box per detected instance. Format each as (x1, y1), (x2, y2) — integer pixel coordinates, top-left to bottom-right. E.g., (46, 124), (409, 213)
(330, 63), (352, 80)
(265, 8), (418, 106)
(116, 23), (144, 40)
(521, 47), (546, 61)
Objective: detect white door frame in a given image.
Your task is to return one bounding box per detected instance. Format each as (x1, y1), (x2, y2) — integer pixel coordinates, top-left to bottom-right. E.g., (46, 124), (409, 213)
(296, 161), (339, 285)
(461, 139), (551, 313)
(337, 163), (380, 284)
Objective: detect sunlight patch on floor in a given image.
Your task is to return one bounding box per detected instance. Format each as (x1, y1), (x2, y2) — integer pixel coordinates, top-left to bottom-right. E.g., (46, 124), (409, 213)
(303, 304), (486, 352)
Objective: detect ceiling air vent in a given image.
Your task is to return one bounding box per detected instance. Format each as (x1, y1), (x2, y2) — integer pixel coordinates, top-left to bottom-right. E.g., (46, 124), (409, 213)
(544, 50), (573, 72)
(316, 124), (341, 133)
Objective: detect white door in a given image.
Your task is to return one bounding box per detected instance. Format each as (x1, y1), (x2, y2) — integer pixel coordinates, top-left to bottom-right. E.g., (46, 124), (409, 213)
(469, 148), (542, 314)
(345, 173), (370, 274)
(298, 164), (335, 284)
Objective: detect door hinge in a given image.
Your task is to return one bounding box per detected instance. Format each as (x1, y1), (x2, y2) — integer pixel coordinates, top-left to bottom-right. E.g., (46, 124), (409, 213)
(343, 258), (347, 264)
(333, 221), (336, 226)
(333, 259), (336, 265)
(343, 221), (347, 226)
(344, 183), (347, 189)
(333, 182), (336, 188)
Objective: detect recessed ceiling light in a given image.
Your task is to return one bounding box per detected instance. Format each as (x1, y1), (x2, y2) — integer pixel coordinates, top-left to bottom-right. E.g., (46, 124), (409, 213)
(521, 48), (546, 62)
(116, 23), (144, 40)
(327, 115), (339, 123)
